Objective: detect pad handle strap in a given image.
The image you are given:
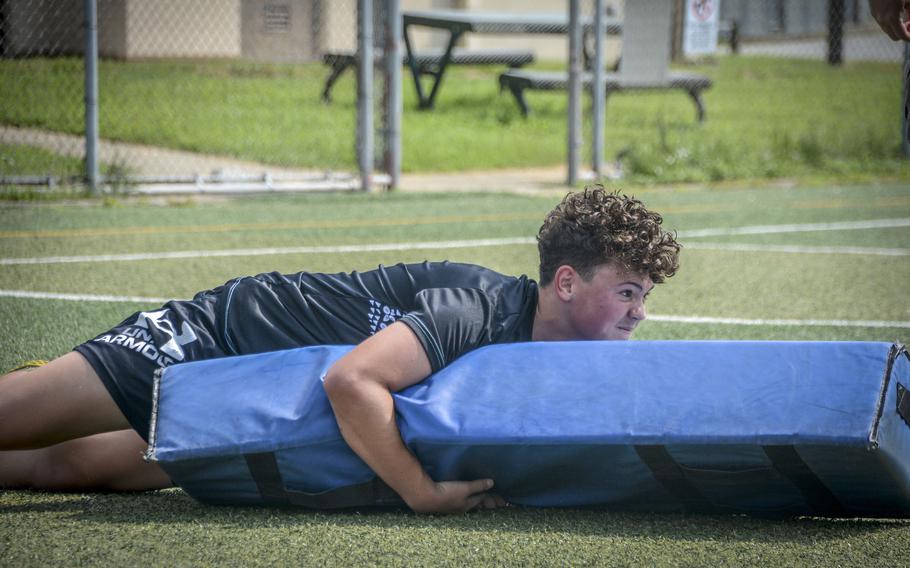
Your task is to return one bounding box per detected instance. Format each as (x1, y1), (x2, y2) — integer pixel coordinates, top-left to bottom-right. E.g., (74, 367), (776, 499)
(636, 444), (847, 516)
(245, 452), (404, 509)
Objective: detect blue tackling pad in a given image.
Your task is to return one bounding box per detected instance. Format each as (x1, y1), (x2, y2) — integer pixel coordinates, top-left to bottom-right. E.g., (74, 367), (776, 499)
(146, 341), (910, 516)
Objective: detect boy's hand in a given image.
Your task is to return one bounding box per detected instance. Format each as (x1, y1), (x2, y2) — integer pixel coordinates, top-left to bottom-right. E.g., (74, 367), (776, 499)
(406, 479), (508, 514)
(869, 0), (910, 41)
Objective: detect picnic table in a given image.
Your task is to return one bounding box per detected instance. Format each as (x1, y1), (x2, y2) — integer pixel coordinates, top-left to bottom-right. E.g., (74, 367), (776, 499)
(402, 9), (623, 109)
(320, 48), (535, 103)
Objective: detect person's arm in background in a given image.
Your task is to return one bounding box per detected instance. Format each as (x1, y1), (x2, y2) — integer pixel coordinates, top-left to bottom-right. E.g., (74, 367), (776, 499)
(869, 0), (910, 41)
(323, 321), (505, 514)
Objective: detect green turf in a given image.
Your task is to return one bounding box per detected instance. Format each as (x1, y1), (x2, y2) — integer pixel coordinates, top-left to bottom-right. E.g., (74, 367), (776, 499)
(1, 183), (909, 566)
(2, 490), (909, 567)
(1, 56), (908, 184)
(0, 184), (907, 365)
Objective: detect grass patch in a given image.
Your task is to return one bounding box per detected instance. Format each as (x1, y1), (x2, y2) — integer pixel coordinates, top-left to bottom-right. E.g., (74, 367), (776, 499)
(0, 143), (84, 177)
(0, 143), (137, 201)
(0, 56), (907, 183)
(0, 143), (89, 200)
(603, 57), (908, 184)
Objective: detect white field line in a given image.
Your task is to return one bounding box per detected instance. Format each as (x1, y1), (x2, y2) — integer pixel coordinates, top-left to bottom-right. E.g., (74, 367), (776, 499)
(5, 240), (904, 266)
(647, 314), (910, 329)
(0, 289), (170, 303)
(676, 217), (910, 238)
(3, 217), (910, 266)
(685, 243), (910, 256)
(2, 289), (908, 329)
(0, 237), (537, 265)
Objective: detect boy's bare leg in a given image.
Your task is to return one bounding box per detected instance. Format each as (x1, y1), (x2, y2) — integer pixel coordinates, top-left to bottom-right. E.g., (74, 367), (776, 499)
(0, 351), (170, 490)
(0, 351), (129, 449)
(0, 429), (173, 491)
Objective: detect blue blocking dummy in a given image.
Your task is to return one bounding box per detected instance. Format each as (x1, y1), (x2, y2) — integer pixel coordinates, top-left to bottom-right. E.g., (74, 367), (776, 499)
(147, 341), (910, 516)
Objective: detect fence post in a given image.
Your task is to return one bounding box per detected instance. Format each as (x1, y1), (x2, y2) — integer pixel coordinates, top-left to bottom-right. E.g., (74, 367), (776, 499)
(591, 0), (605, 178)
(827, 0), (845, 66)
(567, 0), (582, 186)
(904, 43), (909, 158)
(357, 0), (374, 192)
(84, 0), (100, 193)
(383, 0), (401, 189)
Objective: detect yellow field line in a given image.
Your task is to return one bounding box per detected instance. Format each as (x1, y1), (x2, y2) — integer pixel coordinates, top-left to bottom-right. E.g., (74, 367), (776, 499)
(0, 212), (540, 239)
(790, 195), (910, 210)
(2, 195), (907, 239)
(657, 195), (910, 214)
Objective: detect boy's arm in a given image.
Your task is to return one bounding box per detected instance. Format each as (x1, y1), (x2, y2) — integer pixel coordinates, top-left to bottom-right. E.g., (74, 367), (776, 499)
(323, 321), (501, 514)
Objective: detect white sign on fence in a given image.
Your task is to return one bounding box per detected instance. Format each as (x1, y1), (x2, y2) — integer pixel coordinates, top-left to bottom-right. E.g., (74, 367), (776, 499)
(683, 0), (720, 57)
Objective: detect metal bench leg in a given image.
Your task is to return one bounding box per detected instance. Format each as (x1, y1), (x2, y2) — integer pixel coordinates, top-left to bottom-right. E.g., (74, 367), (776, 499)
(689, 89), (707, 122)
(422, 30), (463, 110)
(403, 24), (462, 110)
(322, 62), (351, 103)
(402, 24), (427, 107)
(506, 83), (530, 117)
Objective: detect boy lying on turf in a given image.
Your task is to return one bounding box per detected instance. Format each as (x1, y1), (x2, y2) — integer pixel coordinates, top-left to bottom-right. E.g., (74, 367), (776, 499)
(0, 186), (680, 514)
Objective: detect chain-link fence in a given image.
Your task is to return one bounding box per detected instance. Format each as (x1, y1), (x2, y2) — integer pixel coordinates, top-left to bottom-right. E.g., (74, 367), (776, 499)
(0, 0), (906, 193)
(0, 0), (86, 187)
(0, 0), (379, 193)
(626, 0), (904, 177)
(723, 0), (903, 62)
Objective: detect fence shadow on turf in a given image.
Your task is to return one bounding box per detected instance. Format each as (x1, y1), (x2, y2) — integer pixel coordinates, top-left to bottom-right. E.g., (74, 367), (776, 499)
(3, 488), (908, 545)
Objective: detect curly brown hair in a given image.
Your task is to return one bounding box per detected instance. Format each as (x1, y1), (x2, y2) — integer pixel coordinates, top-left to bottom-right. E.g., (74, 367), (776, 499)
(537, 186), (681, 286)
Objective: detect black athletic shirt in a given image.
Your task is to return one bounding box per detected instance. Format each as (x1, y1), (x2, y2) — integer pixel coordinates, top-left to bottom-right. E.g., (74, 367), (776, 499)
(77, 261), (538, 439)
(222, 261), (538, 371)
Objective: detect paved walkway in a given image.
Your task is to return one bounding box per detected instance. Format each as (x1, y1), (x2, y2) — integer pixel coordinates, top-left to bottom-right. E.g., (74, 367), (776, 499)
(0, 125), (580, 194)
(398, 166), (576, 194)
(0, 126), (322, 178)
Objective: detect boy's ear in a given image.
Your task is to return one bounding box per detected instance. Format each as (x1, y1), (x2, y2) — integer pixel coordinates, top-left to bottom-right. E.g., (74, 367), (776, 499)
(553, 265), (577, 302)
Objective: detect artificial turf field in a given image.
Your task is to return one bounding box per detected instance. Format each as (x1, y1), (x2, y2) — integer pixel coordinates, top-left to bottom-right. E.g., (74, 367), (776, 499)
(1, 182), (909, 566)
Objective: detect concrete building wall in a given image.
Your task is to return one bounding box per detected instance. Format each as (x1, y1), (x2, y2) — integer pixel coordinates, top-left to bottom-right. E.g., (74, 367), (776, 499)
(3, 0), (880, 62)
(0, 0), (615, 63)
(787, 0), (827, 35)
(241, 0), (320, 62)
(319, 0), (355, 53)
(721, 0), (874, 38)
(313, 0), (465, 54)
(98, 0), (128, 58)
(1, 0), (240, 59)
(807, 0), (829, 33)
(125, 0), (241, 58)
(2, 0), (83, 56)
(456, 0), (622, 62)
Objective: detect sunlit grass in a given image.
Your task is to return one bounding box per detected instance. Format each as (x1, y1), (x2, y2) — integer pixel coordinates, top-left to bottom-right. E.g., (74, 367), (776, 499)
(1, 56), (907, 183)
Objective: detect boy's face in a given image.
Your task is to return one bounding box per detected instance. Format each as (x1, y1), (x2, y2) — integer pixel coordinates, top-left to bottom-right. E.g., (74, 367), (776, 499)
(564, 263), (653, 341)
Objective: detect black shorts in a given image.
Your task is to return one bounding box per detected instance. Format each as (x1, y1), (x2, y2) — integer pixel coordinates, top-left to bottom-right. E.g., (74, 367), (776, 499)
(75, 286), (231, 441)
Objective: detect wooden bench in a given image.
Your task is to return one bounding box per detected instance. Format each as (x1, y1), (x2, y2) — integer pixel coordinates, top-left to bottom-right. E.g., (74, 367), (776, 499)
(498, 69), (713, 122)
(321, 48), (535, 102)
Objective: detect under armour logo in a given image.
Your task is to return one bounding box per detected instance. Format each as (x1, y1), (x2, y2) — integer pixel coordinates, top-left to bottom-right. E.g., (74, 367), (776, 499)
(367, 300), (403, 334)
(135, 309), (198, 361)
